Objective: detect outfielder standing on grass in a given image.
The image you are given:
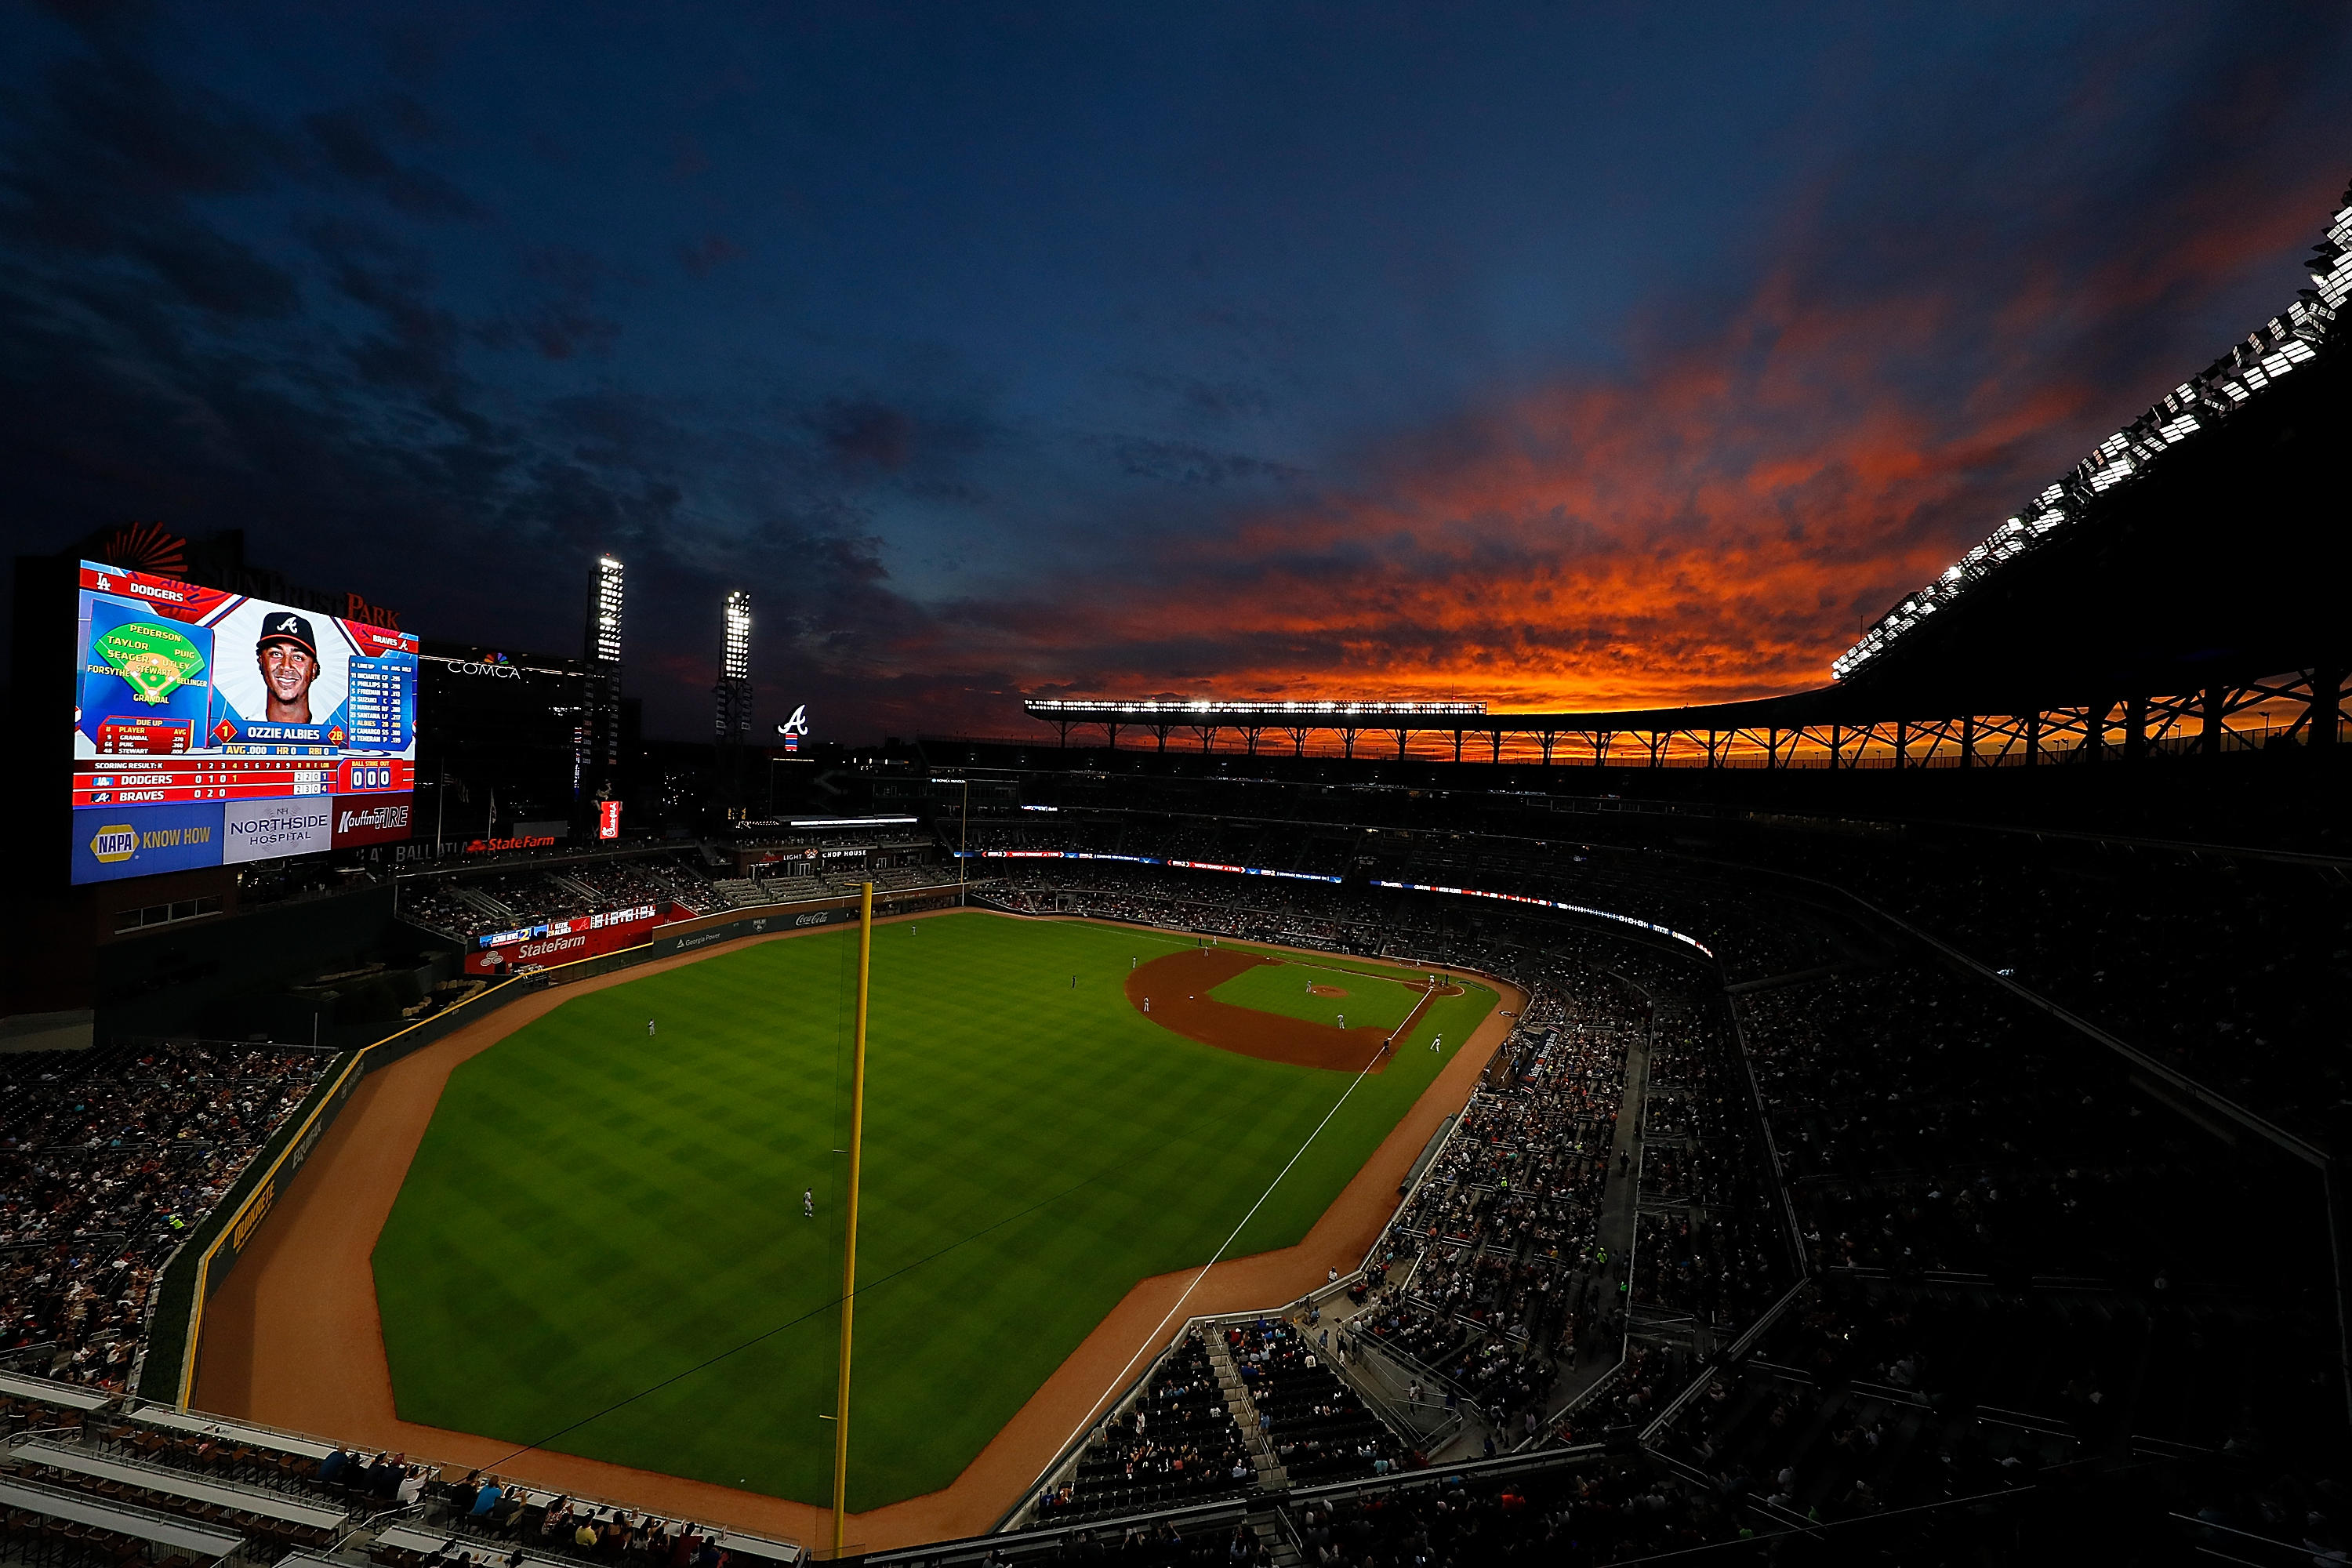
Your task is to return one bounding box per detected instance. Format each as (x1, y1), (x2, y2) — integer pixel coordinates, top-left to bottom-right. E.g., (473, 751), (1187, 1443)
(647, 1018), (655, 1036)
(804, 1188), (814, 1218)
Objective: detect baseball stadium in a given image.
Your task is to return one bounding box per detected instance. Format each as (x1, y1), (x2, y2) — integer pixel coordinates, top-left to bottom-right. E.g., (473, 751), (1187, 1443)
(4, 18), (2352, 1566)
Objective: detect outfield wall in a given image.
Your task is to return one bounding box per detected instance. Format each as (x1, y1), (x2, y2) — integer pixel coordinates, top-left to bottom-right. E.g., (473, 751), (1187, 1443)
(139, 883), (961, 1407)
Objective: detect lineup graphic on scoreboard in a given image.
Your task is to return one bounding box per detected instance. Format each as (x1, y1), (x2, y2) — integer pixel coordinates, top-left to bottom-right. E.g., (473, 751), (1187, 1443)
(71, 561), (419, 883)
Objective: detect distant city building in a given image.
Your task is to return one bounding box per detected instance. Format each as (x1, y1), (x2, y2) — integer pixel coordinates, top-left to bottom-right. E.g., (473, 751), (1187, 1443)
(416, 643), (597, 845)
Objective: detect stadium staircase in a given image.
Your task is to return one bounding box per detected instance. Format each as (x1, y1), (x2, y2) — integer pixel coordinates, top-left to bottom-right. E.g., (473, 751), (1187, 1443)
(711, 877), (773, 908)
(1203, 1332), (1288, 1494)
(552, 873), (604, 904)
(1243, 1504), (1306, 1565)
(452, 885), (512, 923)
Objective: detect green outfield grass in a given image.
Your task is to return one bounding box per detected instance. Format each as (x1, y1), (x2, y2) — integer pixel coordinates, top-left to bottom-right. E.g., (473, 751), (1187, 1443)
(1206, 953), (1427, 1031)
(373, 913), (1499, 1511)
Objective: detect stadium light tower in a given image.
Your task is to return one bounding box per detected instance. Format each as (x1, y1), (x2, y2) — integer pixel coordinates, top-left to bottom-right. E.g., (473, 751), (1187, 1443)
(579, 554), (626, 798)
(715, 589), (753, 742)
(724, 590), (751, 681)
(588, 554), (624, 666)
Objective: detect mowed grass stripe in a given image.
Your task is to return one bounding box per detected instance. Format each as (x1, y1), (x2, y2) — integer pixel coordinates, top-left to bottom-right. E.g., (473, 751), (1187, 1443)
(374, 913), (1497, 1508)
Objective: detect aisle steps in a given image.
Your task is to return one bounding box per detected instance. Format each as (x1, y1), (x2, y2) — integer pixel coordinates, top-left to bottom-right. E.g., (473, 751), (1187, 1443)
(1205, 1330), (1290, 1492)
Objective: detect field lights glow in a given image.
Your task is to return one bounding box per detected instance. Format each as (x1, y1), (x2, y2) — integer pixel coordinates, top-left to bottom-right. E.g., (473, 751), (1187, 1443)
(1025, 698), (1486, 717)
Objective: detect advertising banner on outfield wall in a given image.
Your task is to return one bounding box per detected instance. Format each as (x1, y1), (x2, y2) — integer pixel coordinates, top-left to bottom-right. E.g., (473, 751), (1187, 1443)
(466, 907), (659, 975)
(648, 902), (860, 958)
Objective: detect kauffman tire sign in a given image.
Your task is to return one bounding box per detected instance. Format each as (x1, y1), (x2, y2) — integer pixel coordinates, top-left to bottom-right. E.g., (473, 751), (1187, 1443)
(332, 793), (414, 847)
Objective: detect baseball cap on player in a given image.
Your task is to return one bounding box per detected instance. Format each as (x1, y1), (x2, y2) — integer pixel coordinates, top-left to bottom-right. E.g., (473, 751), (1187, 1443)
(255, 612), (317, 657)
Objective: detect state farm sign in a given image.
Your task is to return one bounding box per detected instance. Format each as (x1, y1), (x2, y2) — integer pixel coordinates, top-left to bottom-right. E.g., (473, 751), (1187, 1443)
(465, 906), (659, 975)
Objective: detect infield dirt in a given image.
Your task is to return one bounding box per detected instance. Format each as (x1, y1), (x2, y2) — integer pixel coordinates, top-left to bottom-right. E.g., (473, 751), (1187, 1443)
(1127, 946), (1464, 1072)
(191, 910), (1518, 1553)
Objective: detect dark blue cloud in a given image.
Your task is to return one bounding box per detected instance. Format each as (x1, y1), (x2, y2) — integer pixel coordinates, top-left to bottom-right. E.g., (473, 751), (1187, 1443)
(0, 2), (2346, 739)
(303, 105), (478, 220)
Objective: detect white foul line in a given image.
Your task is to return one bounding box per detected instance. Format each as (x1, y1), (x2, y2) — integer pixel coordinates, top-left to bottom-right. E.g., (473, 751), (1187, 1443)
(1048, 1036), (1393, 1466)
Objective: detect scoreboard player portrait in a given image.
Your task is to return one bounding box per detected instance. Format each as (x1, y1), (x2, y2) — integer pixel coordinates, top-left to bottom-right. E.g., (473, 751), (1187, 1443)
(205, 599), (354, 750)
(254, 612), (321, 724)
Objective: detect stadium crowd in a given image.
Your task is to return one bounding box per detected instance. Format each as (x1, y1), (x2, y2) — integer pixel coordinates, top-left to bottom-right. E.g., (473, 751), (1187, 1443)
(1230, 1319), (1403, 1485)
(0, 798), (2334, 1563)
(960, 811), (1839, 987)
(1625, 1013), (1783, 1334)
(0, 1040), (332, 1388)
(1812, 837), (2352, 1142)
(1049, 1336), (1254, 1524)
(1349, 953), (1667, 1449)
(397, 854), (724, 943)
(1671, 953), (2340, 1503)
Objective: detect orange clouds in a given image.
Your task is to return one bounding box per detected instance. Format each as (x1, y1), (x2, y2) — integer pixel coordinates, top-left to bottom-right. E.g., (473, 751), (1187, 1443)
(858, 174), (2339, 729)
(973, 289), (2070, 711)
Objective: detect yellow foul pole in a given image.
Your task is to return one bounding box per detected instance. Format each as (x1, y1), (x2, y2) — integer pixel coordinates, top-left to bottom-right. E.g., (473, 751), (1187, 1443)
(831, 881), (873, 1558)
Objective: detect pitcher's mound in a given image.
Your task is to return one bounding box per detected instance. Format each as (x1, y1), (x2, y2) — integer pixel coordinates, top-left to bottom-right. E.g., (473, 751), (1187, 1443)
(1127, 949), (1397, 1072)
(1307, 983), (1348, 998)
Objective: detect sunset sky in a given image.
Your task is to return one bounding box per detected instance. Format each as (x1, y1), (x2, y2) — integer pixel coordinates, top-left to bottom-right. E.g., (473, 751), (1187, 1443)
(2, 2), (2347, 740)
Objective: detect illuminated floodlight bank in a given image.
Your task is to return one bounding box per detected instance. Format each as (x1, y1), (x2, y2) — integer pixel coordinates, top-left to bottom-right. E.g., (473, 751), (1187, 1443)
(1025, 698), (1486, 717)
(590, 555), (624, 665)
(722, 590), (752, 681)
(1835, 183), (2352, 681)
(715, 589), (753, 742)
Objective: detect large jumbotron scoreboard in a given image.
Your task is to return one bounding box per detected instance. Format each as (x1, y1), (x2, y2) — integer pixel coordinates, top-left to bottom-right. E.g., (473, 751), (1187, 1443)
(70, 560), (418, 884)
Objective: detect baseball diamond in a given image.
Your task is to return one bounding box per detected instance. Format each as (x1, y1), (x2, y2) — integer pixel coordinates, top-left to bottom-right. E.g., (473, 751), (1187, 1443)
(201, 909), (1502, 1529)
